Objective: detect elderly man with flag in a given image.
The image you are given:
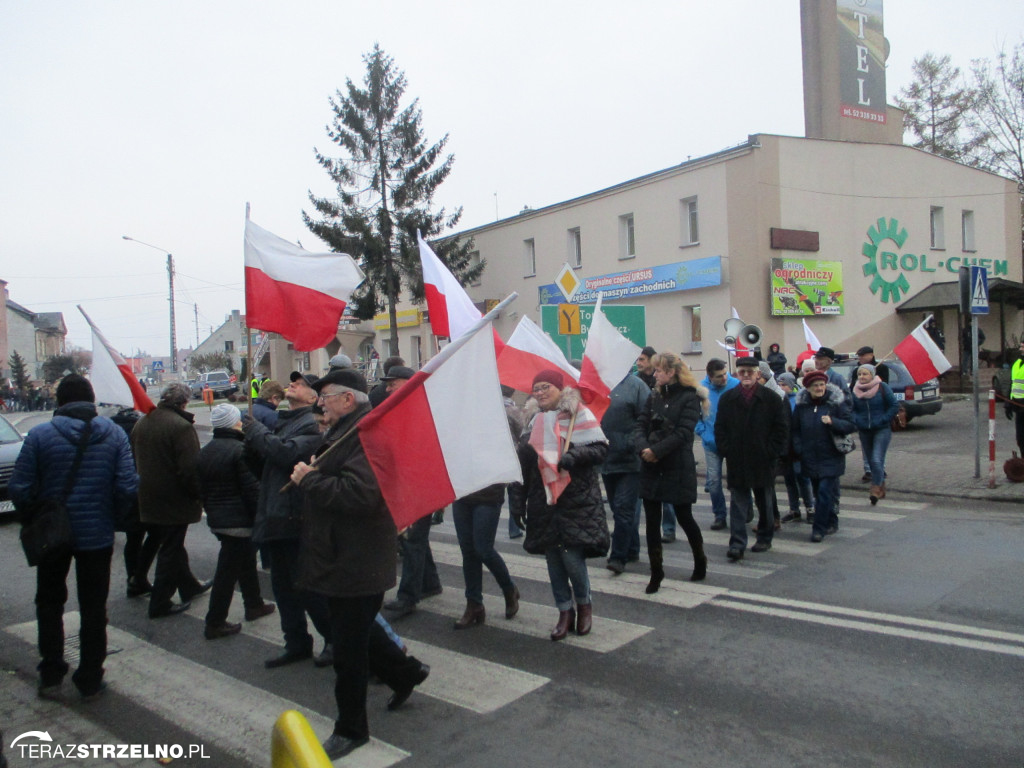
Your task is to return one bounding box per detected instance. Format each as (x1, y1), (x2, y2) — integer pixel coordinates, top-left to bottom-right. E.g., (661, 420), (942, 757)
(290, 368), (430, 761)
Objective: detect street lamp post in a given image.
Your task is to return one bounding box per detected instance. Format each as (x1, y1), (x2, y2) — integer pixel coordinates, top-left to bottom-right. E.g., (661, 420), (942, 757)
(122, 235), (178, 374)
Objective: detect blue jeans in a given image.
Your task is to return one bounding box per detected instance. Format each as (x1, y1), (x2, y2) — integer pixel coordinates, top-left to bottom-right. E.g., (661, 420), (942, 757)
(661, 502), (676, 535)
(811, 476), (841, 536)
(452, 500), (514, 604)
(858, 427), (892, 486)
(396, 514), (441, 604)
(703, 446), (727, 523)
(603, 472), (641, 563)
(783, 461), (814, 511)
(545, 546), (591, 610)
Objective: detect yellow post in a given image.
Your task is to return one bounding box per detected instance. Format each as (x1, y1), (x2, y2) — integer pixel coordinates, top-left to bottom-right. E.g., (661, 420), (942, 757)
(271, 710), (333, 768)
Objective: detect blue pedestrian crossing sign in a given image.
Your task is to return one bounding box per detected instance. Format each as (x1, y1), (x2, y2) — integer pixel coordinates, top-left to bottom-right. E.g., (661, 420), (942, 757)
(970, 266), (989, 315)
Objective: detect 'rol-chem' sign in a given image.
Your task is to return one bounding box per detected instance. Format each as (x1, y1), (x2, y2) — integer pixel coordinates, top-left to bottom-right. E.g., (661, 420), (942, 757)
(861, 217), (1008, 303)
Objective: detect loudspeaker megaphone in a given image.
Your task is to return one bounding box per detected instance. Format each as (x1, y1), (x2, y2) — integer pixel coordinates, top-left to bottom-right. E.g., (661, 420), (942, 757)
(723, 317), (745, 346)
(740, 324), (763, 347)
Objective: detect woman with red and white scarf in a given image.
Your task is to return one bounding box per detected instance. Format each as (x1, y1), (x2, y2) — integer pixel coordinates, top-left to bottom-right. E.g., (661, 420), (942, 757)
(509, 369), (609, 641)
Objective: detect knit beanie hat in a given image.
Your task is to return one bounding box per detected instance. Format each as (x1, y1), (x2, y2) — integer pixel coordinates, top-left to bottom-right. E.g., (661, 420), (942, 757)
(532, 369), (565, 390)
(210, 403), (241, 430)
(802, 370), (828, 387)
(758, 361), (773, 379)
(858, 363), (876, 376)
(777, 372), (797, 388)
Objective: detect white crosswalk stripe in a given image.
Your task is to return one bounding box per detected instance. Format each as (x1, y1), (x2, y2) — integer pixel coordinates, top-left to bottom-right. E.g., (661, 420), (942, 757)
(5, 613), (409, 768)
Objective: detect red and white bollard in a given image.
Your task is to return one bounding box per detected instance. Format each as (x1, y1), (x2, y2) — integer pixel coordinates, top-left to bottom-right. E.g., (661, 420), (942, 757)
(989, 389), (996, 488)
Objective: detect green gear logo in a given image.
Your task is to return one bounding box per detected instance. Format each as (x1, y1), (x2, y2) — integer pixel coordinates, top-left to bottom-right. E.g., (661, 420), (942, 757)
(862, 217), (911, 303)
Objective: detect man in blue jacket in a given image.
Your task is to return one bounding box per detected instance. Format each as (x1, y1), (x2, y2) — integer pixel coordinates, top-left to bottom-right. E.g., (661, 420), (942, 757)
(694, 359), (739, 530)
(10, 374), (137, 700)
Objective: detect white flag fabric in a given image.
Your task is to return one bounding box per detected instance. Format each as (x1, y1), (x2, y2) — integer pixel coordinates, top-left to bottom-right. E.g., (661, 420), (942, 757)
(497, 315), (580, 394)
(802, 318), (822, 352)
(418, 230), (481, 340)
(79, 306), (155, 413)
(578, 294), (641, 419)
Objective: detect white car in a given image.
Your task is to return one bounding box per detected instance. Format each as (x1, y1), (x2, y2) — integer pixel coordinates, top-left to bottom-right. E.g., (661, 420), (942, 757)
(0, 413), (25, 519)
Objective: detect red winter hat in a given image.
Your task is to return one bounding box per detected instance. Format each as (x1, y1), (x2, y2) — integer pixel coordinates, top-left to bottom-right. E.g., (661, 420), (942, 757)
(802, 370), (828, 387)
(532, 369), (565, 390)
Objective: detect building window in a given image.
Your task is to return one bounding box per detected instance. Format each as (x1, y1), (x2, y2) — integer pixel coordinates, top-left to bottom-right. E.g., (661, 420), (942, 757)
(962, 210), (976, 252)
(681, 197), (699, 245)
(224, 340), (234, 352)
(523, 238), (536, 277)
(930, 206), (945, 249)
(468, 250), (482, 286)
(567, 228), (582, 268)
(682, 305), (702, 353)
(410, 335), (422, 368)
(619, 214), (635, 259)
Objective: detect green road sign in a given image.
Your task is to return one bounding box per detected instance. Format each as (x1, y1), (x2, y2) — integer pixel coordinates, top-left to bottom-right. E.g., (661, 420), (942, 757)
(540, 305), (646, 361)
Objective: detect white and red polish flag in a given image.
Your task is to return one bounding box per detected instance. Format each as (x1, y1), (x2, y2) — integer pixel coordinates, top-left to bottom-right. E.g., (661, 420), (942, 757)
(496, 315), (580, 395)
(78, 306), (155, 413)
(578, 294), (641, 421)
(797, 318), (824, 369)
(359, 296), (522, 530)
(418, 230), (480, 340)
(244, 219), (364, 351)
(894, 314), (952, 384)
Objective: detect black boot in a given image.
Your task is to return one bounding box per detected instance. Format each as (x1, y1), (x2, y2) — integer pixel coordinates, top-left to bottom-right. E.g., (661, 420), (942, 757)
(690, 542), (708, 582)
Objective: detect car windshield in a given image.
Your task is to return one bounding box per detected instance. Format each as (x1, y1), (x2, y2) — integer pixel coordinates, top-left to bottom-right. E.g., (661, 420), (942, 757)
(0, 416), (23, 444)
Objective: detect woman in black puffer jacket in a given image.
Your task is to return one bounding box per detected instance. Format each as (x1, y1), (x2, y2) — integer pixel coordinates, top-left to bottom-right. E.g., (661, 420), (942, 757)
(634, 352), (709, 593)
(197, 404), (274, 639)
(509, 370), (609, 641)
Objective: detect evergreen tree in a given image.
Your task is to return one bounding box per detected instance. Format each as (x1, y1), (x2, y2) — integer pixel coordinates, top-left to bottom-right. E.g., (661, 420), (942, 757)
(896, 53), (984, 163)
(304, 44), (480, 346)
(42, 354), (80, 383)
(8, 350), (31, 392)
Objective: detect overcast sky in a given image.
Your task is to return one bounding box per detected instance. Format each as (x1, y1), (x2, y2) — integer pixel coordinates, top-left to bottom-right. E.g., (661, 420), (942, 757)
(2, 0), (1021, 359)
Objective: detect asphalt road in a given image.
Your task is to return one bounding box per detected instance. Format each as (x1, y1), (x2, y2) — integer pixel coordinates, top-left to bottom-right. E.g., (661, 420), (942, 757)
(2, 483), (1022, 767)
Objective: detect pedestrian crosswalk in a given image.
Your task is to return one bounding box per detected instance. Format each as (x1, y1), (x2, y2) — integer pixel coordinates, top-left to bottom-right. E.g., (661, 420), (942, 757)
(1, 492), (922, 766)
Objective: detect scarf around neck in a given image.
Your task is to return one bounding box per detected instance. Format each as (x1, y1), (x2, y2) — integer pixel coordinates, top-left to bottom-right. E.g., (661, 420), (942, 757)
(528, 401), (605, 505)
(854, 376), (882, 399)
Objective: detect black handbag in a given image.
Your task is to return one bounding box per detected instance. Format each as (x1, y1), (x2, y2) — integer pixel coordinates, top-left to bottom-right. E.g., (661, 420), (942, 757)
(19, 420), (92, 567)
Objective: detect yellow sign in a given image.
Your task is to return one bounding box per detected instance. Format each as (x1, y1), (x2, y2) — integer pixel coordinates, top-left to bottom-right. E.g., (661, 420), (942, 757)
(373, 309), (422, 330)
(555, 263), (581, 301)
(558, 303), (581, 335)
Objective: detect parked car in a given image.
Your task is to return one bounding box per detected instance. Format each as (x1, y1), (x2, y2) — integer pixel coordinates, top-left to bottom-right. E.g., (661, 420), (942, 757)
(0, 413), (25, 519)
(189, 371), (239, 400)
(829, 355), (942, 421)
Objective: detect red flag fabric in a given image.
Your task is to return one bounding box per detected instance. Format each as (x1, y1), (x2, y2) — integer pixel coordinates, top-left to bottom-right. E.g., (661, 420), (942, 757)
(359, 317), (521, 530)
(78, 306), (155, 413)
(894, 315), (952, 384)
(497, 316), (580, 395)
(244, 219), (364, 351)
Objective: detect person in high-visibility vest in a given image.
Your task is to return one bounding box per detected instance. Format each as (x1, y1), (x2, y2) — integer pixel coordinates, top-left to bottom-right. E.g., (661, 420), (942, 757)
(250, 375), (263, 400)
(1006, 340), (1024, 454)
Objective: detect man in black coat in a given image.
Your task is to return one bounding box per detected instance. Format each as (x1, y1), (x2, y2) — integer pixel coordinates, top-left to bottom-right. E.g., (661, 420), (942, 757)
(714, 356), (790, 560)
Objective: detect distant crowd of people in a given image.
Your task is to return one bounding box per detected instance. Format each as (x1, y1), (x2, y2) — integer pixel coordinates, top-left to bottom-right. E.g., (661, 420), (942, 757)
(2, 383), (55, 412)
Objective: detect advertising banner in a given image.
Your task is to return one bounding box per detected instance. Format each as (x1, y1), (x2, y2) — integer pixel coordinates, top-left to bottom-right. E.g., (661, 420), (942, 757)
(770, 258), (844, 316)
(837, 0), (887, 124)
(539, 256), (722, 306)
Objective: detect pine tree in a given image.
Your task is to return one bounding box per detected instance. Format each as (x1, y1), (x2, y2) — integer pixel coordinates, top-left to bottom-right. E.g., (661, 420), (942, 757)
(895, 53), (984, 163)
(303, 44), (480, 347)
(8, 350), (31, 392)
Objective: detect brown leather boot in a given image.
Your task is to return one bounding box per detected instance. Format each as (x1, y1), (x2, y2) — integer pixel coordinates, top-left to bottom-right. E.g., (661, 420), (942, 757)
(453, 600), (485, 630)
(550, 608), (575, 641)
(503, 585), (520, 619)
(869, 485), (882, 505)
(575, 602), (592, 636)
(879, 482), (887, 499)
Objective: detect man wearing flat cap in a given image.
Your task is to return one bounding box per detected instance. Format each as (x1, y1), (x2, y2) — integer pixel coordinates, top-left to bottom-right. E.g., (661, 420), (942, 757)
(813, 347), (851, 401)
(291, 368), (430, 760)
(852, 346), (889, 386)
(714, 357), (790, 560)
(244, 370), (330, 668)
